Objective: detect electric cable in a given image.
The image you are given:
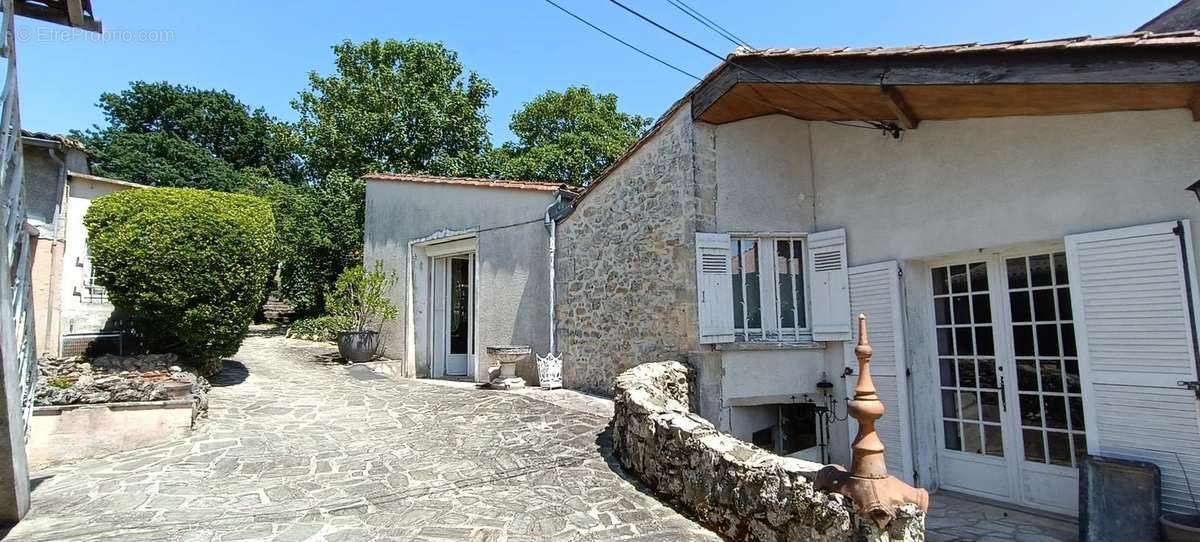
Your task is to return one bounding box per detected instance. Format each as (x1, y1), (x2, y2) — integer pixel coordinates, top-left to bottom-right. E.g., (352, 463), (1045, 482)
(543, 0), (881, 131)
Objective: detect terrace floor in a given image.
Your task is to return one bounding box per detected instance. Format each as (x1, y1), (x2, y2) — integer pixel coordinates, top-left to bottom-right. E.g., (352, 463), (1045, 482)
(7, 328), (717, 541)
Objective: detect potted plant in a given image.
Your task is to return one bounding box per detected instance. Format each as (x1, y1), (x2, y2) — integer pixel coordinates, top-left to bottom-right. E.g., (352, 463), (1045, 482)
(328, 262), (399, 363)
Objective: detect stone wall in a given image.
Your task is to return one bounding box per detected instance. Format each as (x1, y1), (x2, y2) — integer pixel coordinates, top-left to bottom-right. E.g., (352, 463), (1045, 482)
(556, 107), (704, 395)
(613, 361), (925, 542)
(36, 353), (210, 421)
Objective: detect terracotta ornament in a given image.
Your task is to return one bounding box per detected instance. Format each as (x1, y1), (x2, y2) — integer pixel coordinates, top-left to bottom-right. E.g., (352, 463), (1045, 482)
(816, 314), (930, 528)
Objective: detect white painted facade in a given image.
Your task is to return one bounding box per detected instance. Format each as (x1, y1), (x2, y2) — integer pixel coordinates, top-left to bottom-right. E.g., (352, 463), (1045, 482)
(58, 174), (142, 353)
(698, 108), (1200, 515)
(363, 178), (563, 385)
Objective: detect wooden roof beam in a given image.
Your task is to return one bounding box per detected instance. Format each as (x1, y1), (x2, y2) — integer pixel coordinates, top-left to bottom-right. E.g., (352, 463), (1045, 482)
(881, 86), (919, 129)
(692, 49), (1200, 121)
(13, 0), (102, 32)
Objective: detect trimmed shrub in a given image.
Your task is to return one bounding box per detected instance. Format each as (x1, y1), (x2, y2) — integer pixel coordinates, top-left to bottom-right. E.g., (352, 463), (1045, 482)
(85, 187), (276, 363)
(286, 315), (351, 343)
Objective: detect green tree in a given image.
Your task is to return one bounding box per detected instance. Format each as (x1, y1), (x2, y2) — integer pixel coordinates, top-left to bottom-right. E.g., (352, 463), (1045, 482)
(85, 131), (246, 191)
(240, 171), (363, 316)
(78, 81), (301, 183)
(85, 188), (276, 363)
(292, 39), (496, 179)
(497, 86), (650, 186)
(240, 173), (329, 313)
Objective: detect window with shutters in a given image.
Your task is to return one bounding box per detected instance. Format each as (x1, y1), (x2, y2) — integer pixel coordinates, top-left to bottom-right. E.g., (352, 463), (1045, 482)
(730, 237), (809, 342)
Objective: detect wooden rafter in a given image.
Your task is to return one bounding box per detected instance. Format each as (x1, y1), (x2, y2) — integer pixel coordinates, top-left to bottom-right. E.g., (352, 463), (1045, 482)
(12, 0), (102, 33)
(65, 0), (84, 28)
(881, 85), (919, 129)
(693, 49), (1200, 122)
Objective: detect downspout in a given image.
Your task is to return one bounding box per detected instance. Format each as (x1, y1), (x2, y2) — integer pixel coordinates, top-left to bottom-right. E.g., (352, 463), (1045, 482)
(543, 193), (561, 355)
(44, 147), (66, 354)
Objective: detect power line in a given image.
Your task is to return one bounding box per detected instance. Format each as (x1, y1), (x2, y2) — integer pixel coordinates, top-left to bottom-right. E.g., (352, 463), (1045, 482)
(608, 0), (727, 63)
(542, 0), (881, 131)
(543, 0), (701, 81)
(635, 0), (894, 133)
(664, 0), (751, 49)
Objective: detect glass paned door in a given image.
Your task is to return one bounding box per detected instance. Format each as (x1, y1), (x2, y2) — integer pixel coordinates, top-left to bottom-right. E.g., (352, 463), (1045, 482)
(932, 262), (1004, 457)
(929, 250), (1087, 515)
(1004, 253), (1087, 468)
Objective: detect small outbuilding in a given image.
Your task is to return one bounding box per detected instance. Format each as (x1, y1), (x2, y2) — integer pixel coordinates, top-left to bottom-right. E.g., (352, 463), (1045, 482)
(363, 173), (575, 386)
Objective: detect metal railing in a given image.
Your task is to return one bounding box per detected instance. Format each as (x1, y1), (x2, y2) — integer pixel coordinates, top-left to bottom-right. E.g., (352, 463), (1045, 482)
(0, 0), (38, 440)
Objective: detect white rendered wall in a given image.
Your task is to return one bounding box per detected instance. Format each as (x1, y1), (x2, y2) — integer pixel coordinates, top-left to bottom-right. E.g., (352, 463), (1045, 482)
(711, 108), (1200, 488)
(59, 179), (136, 338)
(363, 181), (557, 381)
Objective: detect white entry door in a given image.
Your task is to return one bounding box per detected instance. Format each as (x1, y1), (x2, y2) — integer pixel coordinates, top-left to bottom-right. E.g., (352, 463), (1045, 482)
(432, 254), (474, 378)
(930, 250), (1086, 515)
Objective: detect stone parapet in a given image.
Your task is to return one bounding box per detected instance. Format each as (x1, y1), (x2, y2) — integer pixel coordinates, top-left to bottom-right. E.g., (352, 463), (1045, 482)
(613, 361), (924, 542)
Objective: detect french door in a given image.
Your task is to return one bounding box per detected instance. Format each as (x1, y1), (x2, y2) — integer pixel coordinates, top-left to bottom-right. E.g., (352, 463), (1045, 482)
(431, 254), (474, 378)
(930, 249), (1087, 515)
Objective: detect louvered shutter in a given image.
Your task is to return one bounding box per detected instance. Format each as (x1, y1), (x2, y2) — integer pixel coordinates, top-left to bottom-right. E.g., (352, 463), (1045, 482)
(696, 233), (734, 344)
(808, 229), (851, 341)
(844, 261), (915, 484)
(1066, 220), (1200, 514)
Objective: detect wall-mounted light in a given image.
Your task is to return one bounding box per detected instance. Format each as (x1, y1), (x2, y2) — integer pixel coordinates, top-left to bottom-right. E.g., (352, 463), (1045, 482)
(1188, 179), (1200, 203)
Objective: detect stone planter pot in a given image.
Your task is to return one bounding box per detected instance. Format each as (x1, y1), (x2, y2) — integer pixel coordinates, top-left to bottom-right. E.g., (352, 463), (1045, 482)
(337, 331), (379, 363)
(1163, 513), (1200, 542)
(485, 345), (530, 390)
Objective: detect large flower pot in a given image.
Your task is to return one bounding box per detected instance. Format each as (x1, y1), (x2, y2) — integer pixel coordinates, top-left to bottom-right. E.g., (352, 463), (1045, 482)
(337, 331), (379, 363)
(1163, 514), (1200, 542)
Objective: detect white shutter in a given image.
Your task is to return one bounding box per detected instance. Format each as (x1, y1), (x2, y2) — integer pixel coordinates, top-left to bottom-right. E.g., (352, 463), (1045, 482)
(844, 261), (915, 484)
(1066, 220), (1200, 514)
(808, 228), (851, 341)
(696, 233), (734, 344)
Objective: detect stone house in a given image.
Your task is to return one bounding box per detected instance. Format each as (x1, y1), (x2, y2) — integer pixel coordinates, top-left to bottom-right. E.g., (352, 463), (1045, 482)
(363, 174), (575, 385)
(552, 28), (1200, 519)
(22, 131), (89, 357)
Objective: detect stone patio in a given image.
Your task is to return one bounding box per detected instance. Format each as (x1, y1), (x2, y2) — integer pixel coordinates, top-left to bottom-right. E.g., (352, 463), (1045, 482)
(6, 328), (718, 541)
(926, 491), (1078, 541)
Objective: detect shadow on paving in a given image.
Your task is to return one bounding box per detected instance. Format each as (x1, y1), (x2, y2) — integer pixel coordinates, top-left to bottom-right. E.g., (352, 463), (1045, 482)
(207, 359), (249, 387)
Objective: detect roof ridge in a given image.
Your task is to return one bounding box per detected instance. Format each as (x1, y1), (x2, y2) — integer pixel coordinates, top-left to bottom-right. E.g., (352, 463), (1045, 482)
(361, 172), (573, 192)
(728, 30), (1200, 60)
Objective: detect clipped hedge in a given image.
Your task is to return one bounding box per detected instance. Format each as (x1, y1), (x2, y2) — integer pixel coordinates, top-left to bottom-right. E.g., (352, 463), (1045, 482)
(286, 315), (351, 343)
(85, 187), (276, 363)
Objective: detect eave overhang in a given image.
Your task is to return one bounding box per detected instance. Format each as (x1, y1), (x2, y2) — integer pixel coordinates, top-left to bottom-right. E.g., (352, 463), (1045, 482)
(11, 0), (102, 33)
(694, 38), (1200, 126)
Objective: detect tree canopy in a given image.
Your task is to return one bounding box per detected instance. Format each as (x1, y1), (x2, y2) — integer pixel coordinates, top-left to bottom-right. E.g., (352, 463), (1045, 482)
(497, 86), (650, 186)
(292, 39), (496, 179)
(85, 131), (246, 191)
(77, 81), (301, 185)
(69, 40), (651, 318)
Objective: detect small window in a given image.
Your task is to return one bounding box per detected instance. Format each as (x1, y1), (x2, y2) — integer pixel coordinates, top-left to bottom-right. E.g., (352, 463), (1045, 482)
(731, 236), (808, 342)
(743, 403), (818, 456)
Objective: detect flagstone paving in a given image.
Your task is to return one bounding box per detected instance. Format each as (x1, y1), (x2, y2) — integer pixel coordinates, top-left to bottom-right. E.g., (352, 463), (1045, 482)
(7, 328), (719, 542)
(926, 491), (1077, 542)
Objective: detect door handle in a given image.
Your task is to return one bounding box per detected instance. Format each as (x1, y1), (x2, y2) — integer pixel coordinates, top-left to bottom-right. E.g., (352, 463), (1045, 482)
(999, 376), (1007, 412)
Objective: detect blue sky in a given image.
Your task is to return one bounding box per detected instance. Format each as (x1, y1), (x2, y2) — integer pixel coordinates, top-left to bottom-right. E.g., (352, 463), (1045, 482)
(16, 1), (1174, 145)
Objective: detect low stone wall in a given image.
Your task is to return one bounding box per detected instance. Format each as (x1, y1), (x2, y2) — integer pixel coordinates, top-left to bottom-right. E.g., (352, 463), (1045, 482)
(28, 400), (194, 469)
(613, 361), (924, 542)
(37, 353), (211, 421)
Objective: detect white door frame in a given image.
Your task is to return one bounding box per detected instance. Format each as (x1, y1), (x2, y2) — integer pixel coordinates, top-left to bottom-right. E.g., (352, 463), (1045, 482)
(437, 254), (474, 377)
(923, 253), (1019, 503)
(923, 242), (1081, 515)
(416, 236), (478, 380)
